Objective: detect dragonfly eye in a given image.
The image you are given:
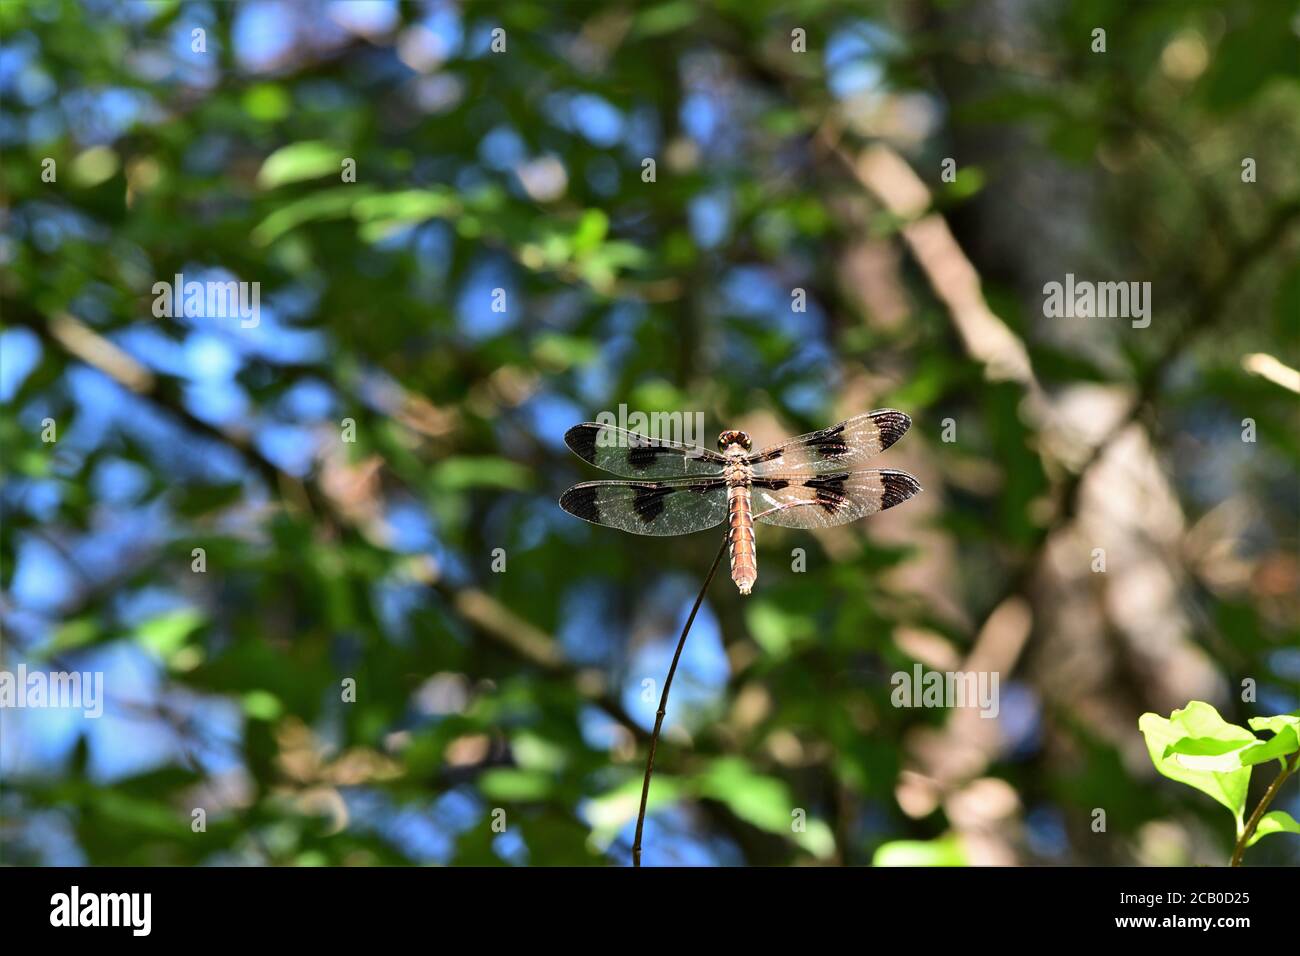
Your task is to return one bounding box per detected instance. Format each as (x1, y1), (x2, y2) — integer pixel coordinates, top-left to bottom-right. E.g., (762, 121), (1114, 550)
(718, 430), (752, 452)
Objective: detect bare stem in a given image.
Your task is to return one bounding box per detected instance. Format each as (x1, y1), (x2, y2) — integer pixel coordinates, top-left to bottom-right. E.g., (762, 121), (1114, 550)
(1230, 751), (1300, 867)
(632, 535), (729, 867)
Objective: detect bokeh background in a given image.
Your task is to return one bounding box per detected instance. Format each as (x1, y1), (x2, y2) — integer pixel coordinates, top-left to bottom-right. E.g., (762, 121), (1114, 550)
(1, 0), (1297, 867)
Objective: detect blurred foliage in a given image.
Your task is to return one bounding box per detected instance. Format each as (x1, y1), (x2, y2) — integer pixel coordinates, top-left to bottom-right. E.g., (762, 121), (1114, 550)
(1, 0), (1298, 867)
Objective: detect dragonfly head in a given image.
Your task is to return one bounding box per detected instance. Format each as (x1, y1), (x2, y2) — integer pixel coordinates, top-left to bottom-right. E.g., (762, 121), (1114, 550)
(717, 430), (752, 454)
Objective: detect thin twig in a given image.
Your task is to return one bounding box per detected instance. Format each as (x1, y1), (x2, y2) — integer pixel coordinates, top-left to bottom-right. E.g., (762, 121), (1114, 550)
(632, 535), (729, 867)
(1230, 751), (1300, 867)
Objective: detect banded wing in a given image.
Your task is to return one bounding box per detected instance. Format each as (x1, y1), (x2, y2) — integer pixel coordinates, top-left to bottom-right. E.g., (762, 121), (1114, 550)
(564, 423), (726, 479)
(747, 409), (911, 476)
(559, 478), (728, 536)
(751, 469), (922, 528)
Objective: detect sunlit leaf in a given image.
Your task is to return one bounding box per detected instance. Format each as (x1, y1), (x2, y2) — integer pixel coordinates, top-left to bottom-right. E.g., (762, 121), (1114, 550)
(873, 835), (966, 867)
(251, 188), (371, 245)
(1139, 703), (1254, 824)
(695, 757), (836, 859)
(479, 768), (552, 801)
(257, 141), (346, 189)
(1246, 811), (1300, 848)
(136, 608), (204, 659)
(242, 690), (283, 721)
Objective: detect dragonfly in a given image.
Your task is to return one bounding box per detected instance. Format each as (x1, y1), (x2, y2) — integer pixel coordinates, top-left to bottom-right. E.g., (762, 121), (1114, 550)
(558, 409), (922, 595)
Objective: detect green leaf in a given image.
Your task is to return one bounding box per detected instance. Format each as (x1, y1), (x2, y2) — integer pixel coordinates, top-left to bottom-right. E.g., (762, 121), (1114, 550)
(242, 83), (291, 122)
(695, 757), (835, 859)
(1246, 811), (1300, 848)
(241, 689), (283, 721)
(351, 189), (459, 242)
(791, 818), (837, 860)
(430, 456), (531, 492)
(943, 165), (985, 200)
(510, 733), (566, 773)
(744, 601), (814, 660)
(873, 834), (966, 866)
(1168, 715), (1300, 771)
(1139, 702), (1254, 825)
(478, 768), (552, 801)
(70, 146), (119, 187)
(696, 757), (792, 833)
(1248, 713), (1300, 738)
(570, 209), (608, 254)
(1163, 735), (1257, 772)
(251, 188), (370, 245)
(1239, 726), (1300, 766)
(256, 141), (345, 189)
(136, 608), (204, 659)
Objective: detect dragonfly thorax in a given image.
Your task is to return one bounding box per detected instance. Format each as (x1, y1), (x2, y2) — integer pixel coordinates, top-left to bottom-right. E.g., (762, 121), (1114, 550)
(724, 458), (752, 485)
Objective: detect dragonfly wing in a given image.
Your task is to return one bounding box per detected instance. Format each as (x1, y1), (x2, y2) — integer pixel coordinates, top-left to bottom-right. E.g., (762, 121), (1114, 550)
(747, 409), (911, 476)
(559, 477), (729, 536)
(752, 469), (922, 528)
(564, 423), (726, 479)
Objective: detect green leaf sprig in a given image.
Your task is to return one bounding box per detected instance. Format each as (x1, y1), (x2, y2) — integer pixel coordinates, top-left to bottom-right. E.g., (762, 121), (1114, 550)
(1139, 702), (1300, 865)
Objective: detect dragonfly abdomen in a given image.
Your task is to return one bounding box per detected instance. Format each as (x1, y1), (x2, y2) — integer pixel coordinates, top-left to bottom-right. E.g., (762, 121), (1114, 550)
(727, 482), (757, 595)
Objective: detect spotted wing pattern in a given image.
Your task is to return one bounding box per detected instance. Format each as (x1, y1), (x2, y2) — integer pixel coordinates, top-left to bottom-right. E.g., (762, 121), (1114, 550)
(559, 478), (729, 536)
(746, 409), (911, 476)
(751, 469), (922, 528)
(563, 423), (726, 479)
